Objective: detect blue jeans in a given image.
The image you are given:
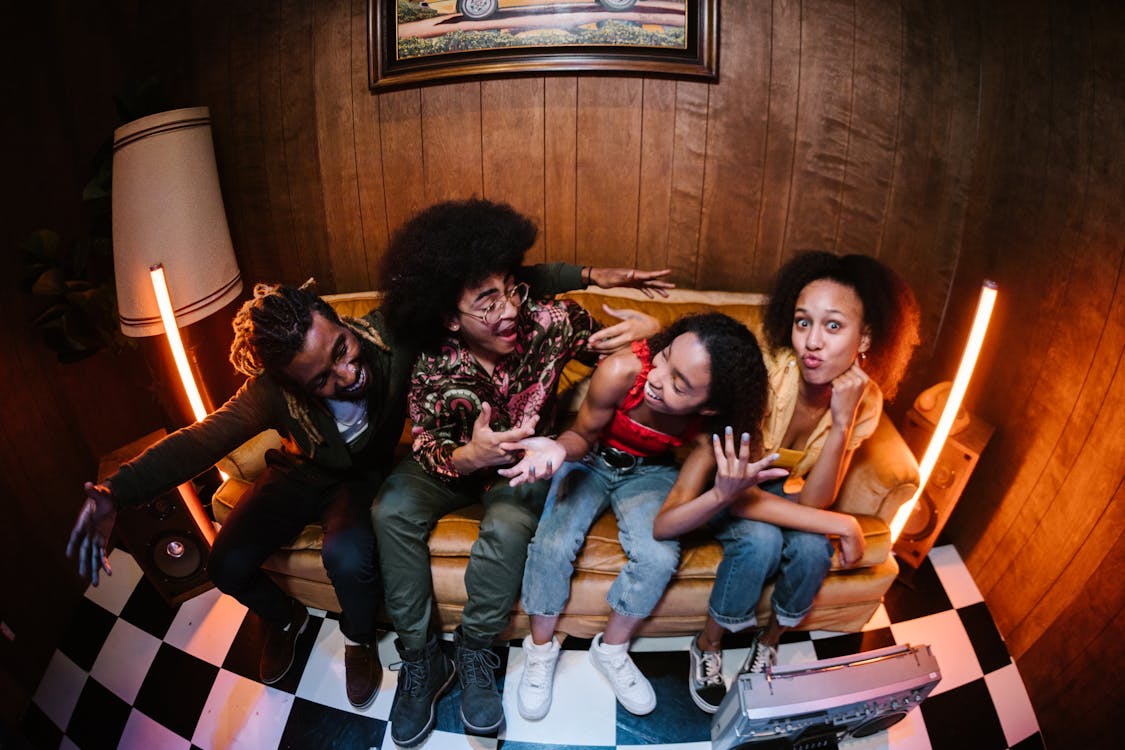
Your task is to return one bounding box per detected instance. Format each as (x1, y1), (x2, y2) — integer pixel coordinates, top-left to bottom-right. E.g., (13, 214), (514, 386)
(522, 455), (681, 620)
(707, 482), (834, 630)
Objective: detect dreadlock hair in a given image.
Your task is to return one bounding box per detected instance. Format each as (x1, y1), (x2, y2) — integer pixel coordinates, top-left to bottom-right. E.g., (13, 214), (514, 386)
(763, 251), (921, 401)
(646, 312), (770, 457)
(378, 198), (538, 352)
(229, 279), (389, 448)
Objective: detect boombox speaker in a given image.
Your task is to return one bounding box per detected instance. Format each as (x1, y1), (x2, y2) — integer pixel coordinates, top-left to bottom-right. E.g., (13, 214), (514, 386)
(98, 430), (217, 605)
(893, 408), (993, 568)
(711, 644), (941, 750)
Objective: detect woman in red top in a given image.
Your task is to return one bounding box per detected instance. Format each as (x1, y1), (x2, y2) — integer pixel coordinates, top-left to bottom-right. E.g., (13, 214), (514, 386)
(501, 313), (782, 719)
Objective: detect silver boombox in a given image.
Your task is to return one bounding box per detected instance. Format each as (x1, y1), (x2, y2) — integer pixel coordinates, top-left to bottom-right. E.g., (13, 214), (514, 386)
(711, 644), (941, 750)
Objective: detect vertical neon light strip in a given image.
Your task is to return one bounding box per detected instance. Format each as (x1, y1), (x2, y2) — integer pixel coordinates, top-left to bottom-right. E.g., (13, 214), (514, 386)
(149, 264), (209, 423)
(890, 280), (998, 541)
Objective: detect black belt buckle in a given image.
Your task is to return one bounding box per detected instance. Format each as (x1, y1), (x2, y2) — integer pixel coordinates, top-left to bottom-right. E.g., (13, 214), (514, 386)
(598, 445), (638, 471)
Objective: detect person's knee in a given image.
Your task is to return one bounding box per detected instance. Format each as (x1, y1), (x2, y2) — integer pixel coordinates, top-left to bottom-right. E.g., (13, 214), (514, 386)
(322, 528), (376, 580)
(208, 540), (256, 593)
(784, 531), (833, 565)
(634, 538), (680, 577)
(726, 521), (783, 561)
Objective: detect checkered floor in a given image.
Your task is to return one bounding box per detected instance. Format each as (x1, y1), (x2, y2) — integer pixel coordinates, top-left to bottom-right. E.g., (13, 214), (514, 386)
(23, 544), (1042, 750)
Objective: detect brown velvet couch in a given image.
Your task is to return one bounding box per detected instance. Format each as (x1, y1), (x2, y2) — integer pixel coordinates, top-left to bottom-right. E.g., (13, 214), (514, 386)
(212, 287), (920, 638)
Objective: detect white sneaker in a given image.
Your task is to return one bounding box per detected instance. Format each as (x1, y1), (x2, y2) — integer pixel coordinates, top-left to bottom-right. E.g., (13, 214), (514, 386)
(517, 635), (561, 721)
(589, 633), (656, 715)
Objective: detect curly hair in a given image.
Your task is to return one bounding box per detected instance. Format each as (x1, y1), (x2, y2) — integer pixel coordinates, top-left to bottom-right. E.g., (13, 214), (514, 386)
(229, 279), (389, 447)
(378, 198), (538, 351)
(647, 313), (770, 456)
(763, 251), (921, 401)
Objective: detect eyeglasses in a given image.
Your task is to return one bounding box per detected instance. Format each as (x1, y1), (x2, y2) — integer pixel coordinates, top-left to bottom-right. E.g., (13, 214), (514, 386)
(458, 282), (530, 326)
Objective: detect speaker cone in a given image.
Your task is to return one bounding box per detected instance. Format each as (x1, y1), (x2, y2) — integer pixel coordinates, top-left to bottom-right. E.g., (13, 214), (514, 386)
(151, 532), (204, 579)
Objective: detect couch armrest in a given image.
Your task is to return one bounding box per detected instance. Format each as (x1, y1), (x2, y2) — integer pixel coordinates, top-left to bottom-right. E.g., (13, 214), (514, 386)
(216, 429), (283, 482)
(833, 415), (920, 524)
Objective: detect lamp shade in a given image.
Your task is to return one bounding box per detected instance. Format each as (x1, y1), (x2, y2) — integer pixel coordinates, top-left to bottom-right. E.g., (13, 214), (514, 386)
(112, 107), (242, 337)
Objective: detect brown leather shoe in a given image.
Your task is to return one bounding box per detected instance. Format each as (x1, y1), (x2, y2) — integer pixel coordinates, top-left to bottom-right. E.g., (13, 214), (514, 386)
(345, 642), (383, 708)
(260, 599), (309, 684)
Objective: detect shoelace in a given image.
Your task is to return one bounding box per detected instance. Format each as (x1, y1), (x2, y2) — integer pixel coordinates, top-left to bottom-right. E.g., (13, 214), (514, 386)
(524, 651), (555, 688)
(391, 658), (428, 697)
(605, 653), (643, 688)
(747, 643), (777, 674)
(695, 649), (724, 687)
(458, 645), (500, 689)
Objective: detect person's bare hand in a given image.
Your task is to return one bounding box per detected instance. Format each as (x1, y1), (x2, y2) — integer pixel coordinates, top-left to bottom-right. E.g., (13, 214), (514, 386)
(65, 482), (117, 586)
(833, 514), (867, 567)
(588, 305), (661, 354)
(829, 361), (870, 426)
(712, 427), (788, 504)
(459, 402), (539, 471)
(497, 436), (567, 487)
(588, 267), (674, 298)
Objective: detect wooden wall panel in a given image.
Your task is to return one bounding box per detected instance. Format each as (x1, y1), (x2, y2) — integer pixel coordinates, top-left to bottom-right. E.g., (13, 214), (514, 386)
(697, 0), (771, 291)
(664, 82), (710, 285)
(378, 88), (427, 238)
(349, 0), (390, 284)
(482, 78), (547, 262)
(314, 0), (369, 291)
(834, 0), (899, 257)
(783, 0), (853, 254)
(543, 78), (579, 264)
(751, 0), (803, 282)
(635, 79), (677, 273)
(421, 83), (484, 203)
(575, 78), (644, 268)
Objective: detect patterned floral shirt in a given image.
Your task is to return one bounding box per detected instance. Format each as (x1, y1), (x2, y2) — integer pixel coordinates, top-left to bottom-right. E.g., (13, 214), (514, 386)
(409, 298), (598, 480)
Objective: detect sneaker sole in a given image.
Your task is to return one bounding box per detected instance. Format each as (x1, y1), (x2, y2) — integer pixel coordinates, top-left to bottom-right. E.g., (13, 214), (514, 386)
(260, 608), (309, 685)
(392, 656), (457, 748)
(588, 649), (656, 715)
(687, 677), (722, 714)
(460, 703), (505, 734)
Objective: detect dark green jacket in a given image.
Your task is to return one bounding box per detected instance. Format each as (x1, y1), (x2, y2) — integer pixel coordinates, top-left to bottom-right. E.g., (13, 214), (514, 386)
(107, 263), (585, 508)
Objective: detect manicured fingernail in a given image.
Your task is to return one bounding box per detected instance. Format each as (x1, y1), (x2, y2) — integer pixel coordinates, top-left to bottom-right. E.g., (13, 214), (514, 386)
(725, 426), (733, 435)
(741, 432), (750, 442)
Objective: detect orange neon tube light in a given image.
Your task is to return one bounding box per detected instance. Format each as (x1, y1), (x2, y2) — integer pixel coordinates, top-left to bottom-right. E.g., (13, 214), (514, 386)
(890, 280), (998, 542)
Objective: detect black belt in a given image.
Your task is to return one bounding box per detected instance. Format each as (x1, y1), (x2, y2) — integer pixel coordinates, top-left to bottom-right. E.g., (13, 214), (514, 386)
(593, 444), (676, 471)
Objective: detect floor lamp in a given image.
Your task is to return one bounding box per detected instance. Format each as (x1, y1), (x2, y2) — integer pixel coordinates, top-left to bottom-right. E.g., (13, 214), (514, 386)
(112, 106), (242, 423)
(108, 107), (242, 598)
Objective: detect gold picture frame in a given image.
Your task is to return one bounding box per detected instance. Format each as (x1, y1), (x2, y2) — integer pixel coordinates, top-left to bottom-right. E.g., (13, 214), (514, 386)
(369, 1), (718, 92)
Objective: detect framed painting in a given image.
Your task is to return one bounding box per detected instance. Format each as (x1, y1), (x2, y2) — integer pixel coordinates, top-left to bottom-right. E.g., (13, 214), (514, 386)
(369, 1), (718, 91)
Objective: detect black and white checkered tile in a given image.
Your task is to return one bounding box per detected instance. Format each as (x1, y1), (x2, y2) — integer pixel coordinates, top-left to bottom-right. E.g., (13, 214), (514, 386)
(23, 544), (1042, 749)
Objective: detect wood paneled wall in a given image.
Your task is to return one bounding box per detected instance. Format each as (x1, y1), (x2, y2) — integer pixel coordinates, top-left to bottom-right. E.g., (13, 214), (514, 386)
(5, 1), (1121, 745)
(944, 2), (1124, 746)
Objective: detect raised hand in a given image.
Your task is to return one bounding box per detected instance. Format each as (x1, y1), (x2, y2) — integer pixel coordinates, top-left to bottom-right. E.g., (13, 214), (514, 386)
(587, 305), (661, 354)
(829, 360), (870, 426)
(497, 436), (567, 487)
(588, 267), (674, 298)
(711, 427), (788, 504)
(65, 482), (118, 586)
(457, 402), (540, 472)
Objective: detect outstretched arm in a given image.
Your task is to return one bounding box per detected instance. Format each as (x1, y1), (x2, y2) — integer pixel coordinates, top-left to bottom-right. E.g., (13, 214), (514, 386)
(586, 267), (675, 298)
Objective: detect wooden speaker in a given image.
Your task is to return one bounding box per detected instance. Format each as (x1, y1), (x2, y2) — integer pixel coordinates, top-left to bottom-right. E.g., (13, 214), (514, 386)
(893, 409), (993, 568)
(99, 430), (217, 605)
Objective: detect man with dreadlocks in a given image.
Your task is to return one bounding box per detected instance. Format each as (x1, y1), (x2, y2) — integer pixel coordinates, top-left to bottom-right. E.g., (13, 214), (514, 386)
(67, 265), (671, 710)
